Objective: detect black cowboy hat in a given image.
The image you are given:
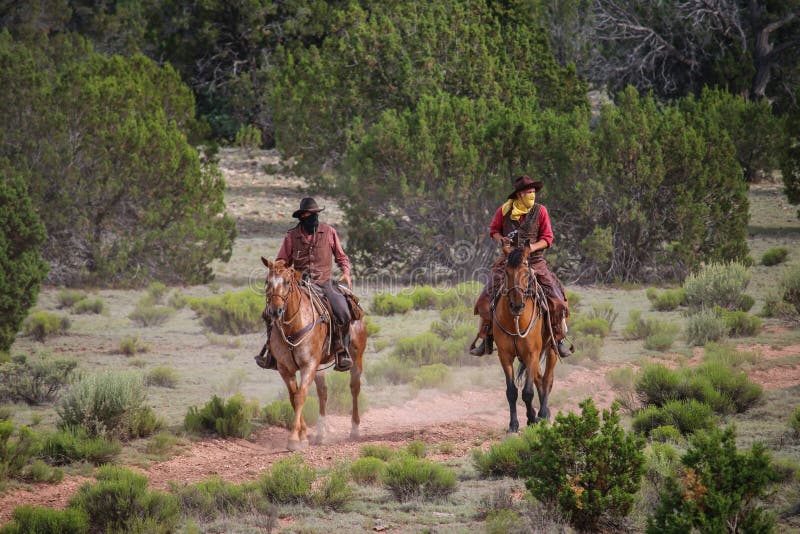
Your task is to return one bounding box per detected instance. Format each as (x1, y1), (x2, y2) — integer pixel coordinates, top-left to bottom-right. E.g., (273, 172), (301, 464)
(507, 175), (543, 199)
(292, 197), (325, 218)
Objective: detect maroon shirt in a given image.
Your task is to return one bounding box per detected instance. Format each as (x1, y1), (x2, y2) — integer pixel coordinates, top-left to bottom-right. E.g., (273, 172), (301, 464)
(488, 204), (554, 247)
(276, 223), (351, 282)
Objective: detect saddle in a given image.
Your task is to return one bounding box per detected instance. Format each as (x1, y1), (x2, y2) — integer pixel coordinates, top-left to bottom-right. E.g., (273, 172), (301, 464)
(302, 281), (364, 322)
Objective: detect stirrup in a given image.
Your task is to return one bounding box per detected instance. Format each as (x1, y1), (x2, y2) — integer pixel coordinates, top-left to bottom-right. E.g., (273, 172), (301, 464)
(556, 339), (573, 358)
(334, 351), (352, 372)
(255, 344), (277, 370)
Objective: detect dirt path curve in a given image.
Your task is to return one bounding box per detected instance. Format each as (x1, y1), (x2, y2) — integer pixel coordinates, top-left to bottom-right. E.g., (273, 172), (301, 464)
(0, 363), (618, 521)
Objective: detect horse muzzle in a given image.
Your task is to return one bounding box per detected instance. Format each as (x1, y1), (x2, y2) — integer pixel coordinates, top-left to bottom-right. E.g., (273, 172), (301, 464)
(266, 304), (283, 319)
(509, 302), (525, 316)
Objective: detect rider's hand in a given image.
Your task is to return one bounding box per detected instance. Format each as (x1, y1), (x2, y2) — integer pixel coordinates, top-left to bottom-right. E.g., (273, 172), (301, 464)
(339, 272), (352, 289)
(500, 236), (511, 247)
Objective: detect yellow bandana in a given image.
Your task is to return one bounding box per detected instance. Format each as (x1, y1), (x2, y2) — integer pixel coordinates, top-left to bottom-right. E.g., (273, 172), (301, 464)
(501, 191), (536, 221)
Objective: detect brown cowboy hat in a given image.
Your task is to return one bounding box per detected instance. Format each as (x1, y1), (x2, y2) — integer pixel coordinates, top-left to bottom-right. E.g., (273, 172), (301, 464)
(507, 175), (543, 199)
(292, 197), (325, 218)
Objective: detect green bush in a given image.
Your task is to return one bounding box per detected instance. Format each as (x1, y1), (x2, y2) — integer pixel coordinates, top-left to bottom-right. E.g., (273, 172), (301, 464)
(370, 292), (414, 316)
(392, 332), (445, 365)
(167, 291), (187, 310)
(128, 304), (175, 327)
(633, 400), (716, 436)
(325, 371), (368, 415)
(649, 425), (682, 443)
(566, 291), (581, 311)
(0, 169), (48, 354)
(622, 311), (680, 341)
(0, 356), (78, 405)
(368, 356), (416, 385)
(570, 316), (611, 338)
(644, 332), (677, 352)
(57, 371), (154, 440)
(19, 459), (63, 484)
(261, 398), (319, 429)
(144, 366), (179, 388)
(523, 399), (646, 531)
(0, 505), (89, 534)
(235, 123), (262, 150)
(636, 362), (762, 416)
(411, 363), (451, 390)
(72, 298), (104, 315)
(762, 291), (799, 319)
(360, 444), (396, 462)
(720, 309), (762, 337)
(364, 316), (380, 336)
(40, 427), (121, 465)
(605, 367), (635, 391)
(586, 304), (618, 330)
(174, 476), (251, 521)
(405, 440), (427, 458)
(568, 333), (604, 363)
(791, 406), (800, 436)
(473, 433), (531, 478)
(383, 456), (457, 502)
(257, 456), (315, 504)
(69, 465), (180, 534)
(187, 291), (263, 335)
(737, 294), (755, 312)
(350, 457), (386, 485)
(0, 422), (40, 483)
(403, 285), (439, 309)
(647, 427), (777, 533)
(683, 262), (751, 311)
(119, 336), (148, 356)
(184, 394), (257, 438)
(22, 312), (70, 342)
(147, 282), (168, 302)
(686, 308), (728, 346)
(56, 290), (87, 310)
(761, 247), (789, 266)
(650, 288), (686, 311)
(312, 465), (353, 509)
(702, 343), (758, 368)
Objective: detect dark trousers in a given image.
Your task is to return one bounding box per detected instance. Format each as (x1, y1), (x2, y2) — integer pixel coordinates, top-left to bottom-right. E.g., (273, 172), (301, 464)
(318, 279), (351, 326)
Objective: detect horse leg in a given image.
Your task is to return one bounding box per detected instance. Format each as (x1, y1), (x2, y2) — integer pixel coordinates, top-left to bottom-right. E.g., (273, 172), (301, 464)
(314, 372), (328, 445)
(278, 369), (304, 448)
(296, 367), (318, 446)
(349, 363), (362, 440)
(536, 348), (558, 422)
(521, 364), (537, 425)
(502, 361), (519, 433)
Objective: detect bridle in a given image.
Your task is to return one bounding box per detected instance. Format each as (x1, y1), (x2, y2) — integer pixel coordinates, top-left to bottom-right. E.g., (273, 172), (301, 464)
(263, 267), (332, 368)
(493, 261), (541, 338)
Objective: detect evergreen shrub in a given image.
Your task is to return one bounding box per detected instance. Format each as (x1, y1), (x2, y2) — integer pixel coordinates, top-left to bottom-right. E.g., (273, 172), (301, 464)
(0, 356), (77, 405)
(350, 457), (386, 485)
(683, 262), (751, 311)
(257, 456), (315, 504)
(22, 313), (70, 342)
(0, 505), (89, 534)
(383, 456), (457, 502)
(187, 291), (263, 335)
(41, 427), (120, 465)
(370, 293), (414, 316)
(184, 394), (257, 438)
(761, 247), (789, 266)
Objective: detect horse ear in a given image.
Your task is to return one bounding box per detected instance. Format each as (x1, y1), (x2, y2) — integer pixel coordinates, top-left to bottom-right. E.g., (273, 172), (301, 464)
(261, 256), (272, 269)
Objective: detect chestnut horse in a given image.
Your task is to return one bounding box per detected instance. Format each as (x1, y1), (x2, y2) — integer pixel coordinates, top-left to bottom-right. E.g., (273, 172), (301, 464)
(261, 257), (367, 451)
(493, 246), (559, 432)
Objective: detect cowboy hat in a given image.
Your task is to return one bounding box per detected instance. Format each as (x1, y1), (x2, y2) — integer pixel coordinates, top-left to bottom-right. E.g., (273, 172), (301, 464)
(507, 175), (543, 199)
(291, 197), (325, 218)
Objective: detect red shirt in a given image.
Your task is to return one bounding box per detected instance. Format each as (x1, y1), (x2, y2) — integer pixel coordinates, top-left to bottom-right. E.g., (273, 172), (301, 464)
(276, 224), (351, 277)
(488, 204), (554, 247)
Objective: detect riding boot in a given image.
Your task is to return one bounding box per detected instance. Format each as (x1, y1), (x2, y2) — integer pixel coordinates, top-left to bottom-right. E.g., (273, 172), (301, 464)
(334, 324), (353, 372)
(551, 315), (573, 358)
(469, 291), (494, 356)
(255, 321), (278, 370)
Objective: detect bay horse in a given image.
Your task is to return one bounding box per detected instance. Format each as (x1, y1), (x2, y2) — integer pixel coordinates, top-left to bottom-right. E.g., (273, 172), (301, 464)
(261, 257), (367, 451)
(493, 245), (559, 432)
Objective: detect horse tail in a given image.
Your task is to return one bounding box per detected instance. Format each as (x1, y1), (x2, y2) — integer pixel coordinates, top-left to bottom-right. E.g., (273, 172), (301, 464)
(515, 360), (527, 388)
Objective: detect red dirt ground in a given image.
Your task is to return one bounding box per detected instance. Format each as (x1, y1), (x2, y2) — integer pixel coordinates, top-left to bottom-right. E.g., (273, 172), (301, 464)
(3, 342), (797, 523)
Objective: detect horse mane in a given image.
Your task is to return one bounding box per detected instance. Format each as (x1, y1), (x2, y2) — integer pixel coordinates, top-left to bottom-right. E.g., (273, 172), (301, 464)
(507, 248), (525, 268)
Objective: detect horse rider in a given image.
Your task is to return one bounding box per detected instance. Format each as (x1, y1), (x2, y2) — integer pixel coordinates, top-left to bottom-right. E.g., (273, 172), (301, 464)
(469, 175), (572, 359)
(256, 197), (354, 372)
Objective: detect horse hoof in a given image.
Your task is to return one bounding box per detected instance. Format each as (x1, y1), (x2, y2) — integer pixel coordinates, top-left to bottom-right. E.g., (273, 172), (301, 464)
(287, 439), (309, 451)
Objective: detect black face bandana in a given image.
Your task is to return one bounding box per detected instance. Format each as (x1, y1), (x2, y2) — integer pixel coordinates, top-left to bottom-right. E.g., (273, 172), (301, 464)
(300, 213), (319, 234)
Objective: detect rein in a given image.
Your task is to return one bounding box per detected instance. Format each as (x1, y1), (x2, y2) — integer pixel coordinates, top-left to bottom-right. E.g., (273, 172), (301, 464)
(265, 270), (332, 369)
(493, 268), (541, 338)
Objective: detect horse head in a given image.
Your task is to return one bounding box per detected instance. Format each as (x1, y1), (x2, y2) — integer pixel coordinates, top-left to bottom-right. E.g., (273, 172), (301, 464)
(503, 243), (533, 317)
(261, 257), (301, 320)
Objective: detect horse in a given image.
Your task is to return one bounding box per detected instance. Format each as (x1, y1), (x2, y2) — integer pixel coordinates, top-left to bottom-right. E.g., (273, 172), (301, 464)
(261, 257), (367, 451)
(492, 245), (559, 433)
